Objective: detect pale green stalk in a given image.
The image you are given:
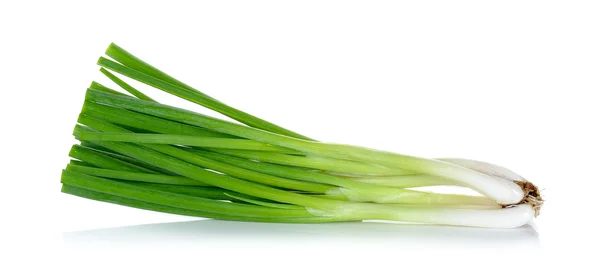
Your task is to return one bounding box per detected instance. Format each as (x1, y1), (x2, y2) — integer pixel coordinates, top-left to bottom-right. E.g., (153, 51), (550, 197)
(352, 175), (455, 188)
(213, 149), (411, 176)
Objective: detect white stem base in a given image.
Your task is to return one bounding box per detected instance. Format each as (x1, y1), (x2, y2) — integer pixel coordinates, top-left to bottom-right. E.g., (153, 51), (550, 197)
(319, 203), (535, 229)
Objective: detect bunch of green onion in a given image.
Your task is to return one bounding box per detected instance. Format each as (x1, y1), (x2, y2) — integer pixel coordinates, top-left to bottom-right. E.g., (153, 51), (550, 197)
(61, 43), (543, 228)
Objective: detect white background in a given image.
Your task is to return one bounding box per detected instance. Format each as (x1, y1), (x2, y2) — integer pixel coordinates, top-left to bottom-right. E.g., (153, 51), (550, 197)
(1, 0), (598, 269)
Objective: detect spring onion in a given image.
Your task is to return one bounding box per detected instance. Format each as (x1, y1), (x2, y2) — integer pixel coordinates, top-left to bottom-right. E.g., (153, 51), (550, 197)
(60, 43), (543, 228)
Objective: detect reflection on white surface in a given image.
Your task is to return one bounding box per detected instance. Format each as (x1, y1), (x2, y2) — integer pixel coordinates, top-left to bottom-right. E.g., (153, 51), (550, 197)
(63, 219), (541, 252)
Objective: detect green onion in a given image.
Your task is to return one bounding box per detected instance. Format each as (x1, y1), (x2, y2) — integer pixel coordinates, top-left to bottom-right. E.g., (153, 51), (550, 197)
(68, 144), (155, 173)
(99, 68), (155, 102)
(77, 132), (294, 152)
(81, 102), (229, 138)
(79, 141), (178, 175)
(89, 81), (128, 97)
(61, 185), (339, 223)
(99, 43), (312, 140)
(60, 43), (542, 228)
(65, 164), (206, 186)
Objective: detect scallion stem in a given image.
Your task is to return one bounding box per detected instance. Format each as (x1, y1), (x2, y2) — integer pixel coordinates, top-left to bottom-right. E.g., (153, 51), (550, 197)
(65, 164), (206, 186)
(77, 132), (295, 152)
(352, 175), (454, 188)
(62, 184), (342, 223)
(99, 68), (155, 102)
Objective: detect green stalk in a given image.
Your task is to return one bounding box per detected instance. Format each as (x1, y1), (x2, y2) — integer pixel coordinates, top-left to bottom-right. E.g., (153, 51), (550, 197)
(82, 102), (229, 138)
(68, 145), (296, 202)
(104, 43), (203, 94)
(76, 117), (333, 193)
(61, 170), (321, 218)
(72, 126), (341, 209)
(193, 150), (355, 184)
(146, 145), (332, 193)
(77, 132), (294, 152)
(212, 149), (409, 175)
(192, 149), (415, 192)
(99, 68), (155, 102)
(99, 46), (312, 140)
(61, 184), (342, 223)
(89, 81), (128, 97)
(65, 164), (206, 186)
(79, 140), (115, 153)
(118, 183), (230, 199)
(69, 160), (95, 167)
(86, 91), (409, 175)
(85, 89), (522, 204)
(82, 102), (300, 154)
(68, 144), (155, 173)
(223, 193), (303, 210)
(79, 140), (177, 175)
